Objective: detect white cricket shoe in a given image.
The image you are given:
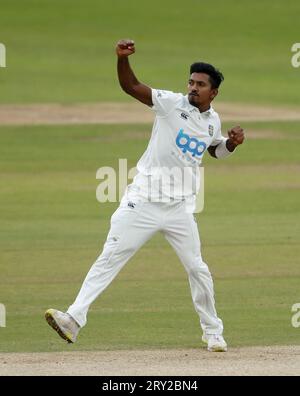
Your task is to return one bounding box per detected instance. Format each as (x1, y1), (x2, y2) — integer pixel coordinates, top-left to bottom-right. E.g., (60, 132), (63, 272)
(45, 308), (80, 343)
(202, 334), (227, 352)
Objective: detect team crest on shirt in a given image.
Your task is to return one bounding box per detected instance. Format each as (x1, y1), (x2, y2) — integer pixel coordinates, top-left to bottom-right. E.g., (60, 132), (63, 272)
(208, 124), (214, 136)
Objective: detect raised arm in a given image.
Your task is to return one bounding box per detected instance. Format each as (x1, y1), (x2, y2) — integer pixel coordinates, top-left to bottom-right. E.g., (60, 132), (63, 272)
(116, 39), (153, 106)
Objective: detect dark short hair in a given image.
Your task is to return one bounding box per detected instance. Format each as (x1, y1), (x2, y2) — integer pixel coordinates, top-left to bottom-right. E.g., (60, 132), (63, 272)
(190, 62), (224, 89)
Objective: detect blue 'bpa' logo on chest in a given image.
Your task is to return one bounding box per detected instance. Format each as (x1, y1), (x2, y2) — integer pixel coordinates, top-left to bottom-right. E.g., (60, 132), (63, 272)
(175, 129), (207, 157)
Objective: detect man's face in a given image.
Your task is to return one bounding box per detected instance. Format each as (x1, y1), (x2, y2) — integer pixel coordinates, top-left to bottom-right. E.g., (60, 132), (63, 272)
(187, 72), (218, 108)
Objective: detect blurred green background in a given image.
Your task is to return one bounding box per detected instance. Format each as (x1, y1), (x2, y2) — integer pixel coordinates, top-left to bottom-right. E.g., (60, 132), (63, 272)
(0, 0), (299, 104)
(0, 121), (299, 352)
(0, 0), (300, 352)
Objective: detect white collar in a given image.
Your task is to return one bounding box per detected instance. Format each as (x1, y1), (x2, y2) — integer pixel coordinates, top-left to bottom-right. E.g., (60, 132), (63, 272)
(184, 95), (213, 116)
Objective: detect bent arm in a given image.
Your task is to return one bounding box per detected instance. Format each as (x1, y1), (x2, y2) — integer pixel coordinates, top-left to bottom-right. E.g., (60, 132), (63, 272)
(117, 57), (153, 106)
(116, 39), (152, 106)
(207, 139), (237, 158)
(208, 126), (245, 159)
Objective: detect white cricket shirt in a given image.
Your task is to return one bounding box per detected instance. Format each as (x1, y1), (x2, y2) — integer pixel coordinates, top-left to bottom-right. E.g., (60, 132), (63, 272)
(129, 88), (226, 202)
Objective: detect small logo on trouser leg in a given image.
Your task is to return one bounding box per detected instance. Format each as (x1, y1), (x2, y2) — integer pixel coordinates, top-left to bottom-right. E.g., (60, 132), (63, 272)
(128, 201), (136, 209)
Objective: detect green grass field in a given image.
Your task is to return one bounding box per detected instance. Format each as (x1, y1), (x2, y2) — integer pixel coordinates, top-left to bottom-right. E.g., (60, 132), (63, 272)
(0, 0), (299, 105)
(0, 0), (299, 355)
(1, 120), (299, 352)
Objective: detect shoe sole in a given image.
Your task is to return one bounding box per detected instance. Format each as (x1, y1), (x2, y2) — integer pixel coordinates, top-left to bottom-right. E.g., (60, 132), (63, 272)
(208, 346), (227, 352)
(45, 310), (73, 344)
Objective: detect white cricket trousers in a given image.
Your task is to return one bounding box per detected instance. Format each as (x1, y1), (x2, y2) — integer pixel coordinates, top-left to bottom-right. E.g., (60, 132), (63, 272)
(67, 194), (224, 336)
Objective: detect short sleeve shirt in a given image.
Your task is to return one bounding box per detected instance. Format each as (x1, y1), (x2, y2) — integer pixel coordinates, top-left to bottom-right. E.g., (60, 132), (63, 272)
(131, 89), (225, 200)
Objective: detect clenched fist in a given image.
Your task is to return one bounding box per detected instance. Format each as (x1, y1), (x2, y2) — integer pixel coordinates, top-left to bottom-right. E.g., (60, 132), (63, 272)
(227, 125), (245, 147)
(116, 39), (135, 58)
